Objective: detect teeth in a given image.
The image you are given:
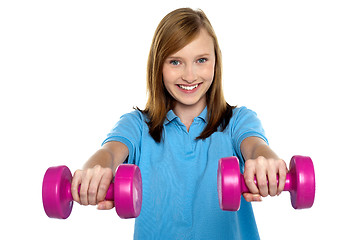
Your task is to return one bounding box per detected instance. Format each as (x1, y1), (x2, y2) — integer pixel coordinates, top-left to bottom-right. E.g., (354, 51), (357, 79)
(179, 84), (199, 90)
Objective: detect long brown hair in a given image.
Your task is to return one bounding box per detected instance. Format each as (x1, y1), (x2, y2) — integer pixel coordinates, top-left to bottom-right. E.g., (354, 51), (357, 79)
(141, 8), (234, 142)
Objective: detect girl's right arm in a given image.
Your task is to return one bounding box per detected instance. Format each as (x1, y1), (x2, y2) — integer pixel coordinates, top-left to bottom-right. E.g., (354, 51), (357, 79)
(71, 141), (129, 210)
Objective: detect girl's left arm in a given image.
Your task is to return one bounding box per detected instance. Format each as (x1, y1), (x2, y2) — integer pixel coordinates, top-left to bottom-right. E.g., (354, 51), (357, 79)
(240, 136), (288, 202)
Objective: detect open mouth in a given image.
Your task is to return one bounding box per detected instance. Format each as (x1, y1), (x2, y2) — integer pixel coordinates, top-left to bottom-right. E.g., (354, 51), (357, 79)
(177, 84), (200, 91)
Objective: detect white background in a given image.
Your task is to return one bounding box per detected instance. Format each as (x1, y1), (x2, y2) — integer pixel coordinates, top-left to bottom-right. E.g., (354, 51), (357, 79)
(1, 0), (360, 239)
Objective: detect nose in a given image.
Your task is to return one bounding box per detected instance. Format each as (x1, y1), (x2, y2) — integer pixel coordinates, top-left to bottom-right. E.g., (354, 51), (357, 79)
(182, 64), (197, 83)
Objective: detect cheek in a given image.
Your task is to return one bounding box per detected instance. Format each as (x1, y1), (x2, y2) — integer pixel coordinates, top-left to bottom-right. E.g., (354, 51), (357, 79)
(162, 67), (178, 96)
(162, 68), (172, 90)
(202, 64), (215, 82)
(162, 66), (179, 85)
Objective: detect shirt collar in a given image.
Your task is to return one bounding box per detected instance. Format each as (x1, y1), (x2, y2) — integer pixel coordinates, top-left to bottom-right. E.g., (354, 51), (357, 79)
(197, 106), (208, 123)
(164, 106), (208, 125)
(164, 110), (178, 125)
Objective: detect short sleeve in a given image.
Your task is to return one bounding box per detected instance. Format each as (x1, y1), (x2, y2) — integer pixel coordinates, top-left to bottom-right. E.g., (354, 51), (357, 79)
(102, 110), (144, 164)
(231, 107), (268, 163)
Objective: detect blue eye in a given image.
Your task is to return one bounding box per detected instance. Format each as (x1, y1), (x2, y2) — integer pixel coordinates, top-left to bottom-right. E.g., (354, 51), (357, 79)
(197, 58), (207, 63)
(170, 60), (180, 66)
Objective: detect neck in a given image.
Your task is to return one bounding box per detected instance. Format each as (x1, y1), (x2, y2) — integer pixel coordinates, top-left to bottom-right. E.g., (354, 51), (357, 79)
(173, 101), (206, 131)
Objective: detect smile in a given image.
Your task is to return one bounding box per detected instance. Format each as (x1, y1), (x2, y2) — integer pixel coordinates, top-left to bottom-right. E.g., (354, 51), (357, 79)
(178, 84), (199, 91)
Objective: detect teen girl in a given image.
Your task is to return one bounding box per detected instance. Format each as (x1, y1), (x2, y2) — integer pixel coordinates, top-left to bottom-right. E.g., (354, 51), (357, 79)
(71, 8), (288, 239)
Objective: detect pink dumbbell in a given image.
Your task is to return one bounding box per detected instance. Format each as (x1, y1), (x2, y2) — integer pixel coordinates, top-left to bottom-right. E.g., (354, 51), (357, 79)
(42, 164), (142, 219)
(217, 155), (315, 211)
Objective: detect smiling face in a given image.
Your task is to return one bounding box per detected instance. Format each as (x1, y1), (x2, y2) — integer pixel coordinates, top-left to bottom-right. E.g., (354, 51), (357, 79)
(162, 28), (215, 113)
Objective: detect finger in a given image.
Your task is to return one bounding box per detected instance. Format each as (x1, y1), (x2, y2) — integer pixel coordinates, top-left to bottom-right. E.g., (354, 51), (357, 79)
(277, 160), (288, 195)
(88, 167), (103, 205)
(256, 166), (268, 197)
(243, 161), (259, 194)
(243, 193), (262, 202)
(267, 164), (278, 197)
(79, 169), (92, 205)
(71, 170), (82, 203)
(96, 168), (113, 204)
(97, 200), (115, 210)
(88, 182), (100, 206)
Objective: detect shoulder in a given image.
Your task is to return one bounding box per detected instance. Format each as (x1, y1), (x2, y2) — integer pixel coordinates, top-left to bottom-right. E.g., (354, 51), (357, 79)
(109, 109), (148, 133)
(228, 106), (264, 134)
(119, 109), (147, 123)
(231, 106), (259, 122)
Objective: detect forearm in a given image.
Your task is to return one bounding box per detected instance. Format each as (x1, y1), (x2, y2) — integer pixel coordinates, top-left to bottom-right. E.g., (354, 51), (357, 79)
(83, 148), (114, 170)
(241, 136), (279, 161)
(83, 141), (129, 174)
(250, 143), (279, 160)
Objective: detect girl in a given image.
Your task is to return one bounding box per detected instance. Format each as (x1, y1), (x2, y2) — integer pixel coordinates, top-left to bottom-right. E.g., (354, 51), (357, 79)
(71, 8), (287, 240)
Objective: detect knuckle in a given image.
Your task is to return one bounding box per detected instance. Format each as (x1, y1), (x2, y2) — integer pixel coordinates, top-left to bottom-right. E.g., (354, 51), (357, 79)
(258, 180), (268, 188)
(244, 160), (254, 170)
(84, 169), (93, 178)
(85, 168), (92, 174)
(245, 177), (255, 186)
(79, 189), (88, 198)
(93, 165), (102, 171)
(73, 169), (82, 177)
(100, 168), (112, 178)
(104, 167), (113, 176)
(71, 184), (79, 193)
(276, 159), (285, 167)
(256, 156), (266, 163)
(88, 187), (97, 197)
(98, 183), (108, 193)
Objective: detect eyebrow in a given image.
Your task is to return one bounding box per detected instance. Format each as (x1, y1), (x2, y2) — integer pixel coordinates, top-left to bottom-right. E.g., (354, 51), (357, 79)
(167, 53), (211, 59)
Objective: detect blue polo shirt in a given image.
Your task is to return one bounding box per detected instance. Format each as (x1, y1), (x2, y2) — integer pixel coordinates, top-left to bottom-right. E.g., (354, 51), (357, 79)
(102, 107), (267, 240)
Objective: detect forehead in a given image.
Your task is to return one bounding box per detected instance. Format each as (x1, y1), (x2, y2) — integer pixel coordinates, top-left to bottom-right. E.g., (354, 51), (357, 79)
(169, 28), (215, 57)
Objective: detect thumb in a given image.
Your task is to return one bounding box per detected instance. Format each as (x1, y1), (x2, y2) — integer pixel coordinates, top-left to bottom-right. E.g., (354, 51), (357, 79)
(243, 193), (262, 202)
(97, 200), (114, 210)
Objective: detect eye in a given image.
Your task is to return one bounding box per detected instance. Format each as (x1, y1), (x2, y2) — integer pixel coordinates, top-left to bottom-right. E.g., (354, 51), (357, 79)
(170, 60), (180, 66)
(197, 58), (207, 63)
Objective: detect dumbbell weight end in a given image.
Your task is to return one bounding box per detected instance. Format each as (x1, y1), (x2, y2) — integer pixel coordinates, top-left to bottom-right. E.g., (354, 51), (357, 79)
(42, 166), (74, 219)
(217, 155), (315, 211)
(42, 164), (142, 219)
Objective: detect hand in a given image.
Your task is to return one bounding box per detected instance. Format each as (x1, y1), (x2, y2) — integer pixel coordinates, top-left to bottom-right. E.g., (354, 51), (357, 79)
(242, 156), (288, 202)
(71, 165), (115, 210)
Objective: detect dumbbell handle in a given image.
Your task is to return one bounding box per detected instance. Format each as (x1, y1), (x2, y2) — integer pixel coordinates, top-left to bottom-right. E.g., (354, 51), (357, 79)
(72, 183), (115, 202)
(239, 174), (293, 194)
(60, 182), (116, 203)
